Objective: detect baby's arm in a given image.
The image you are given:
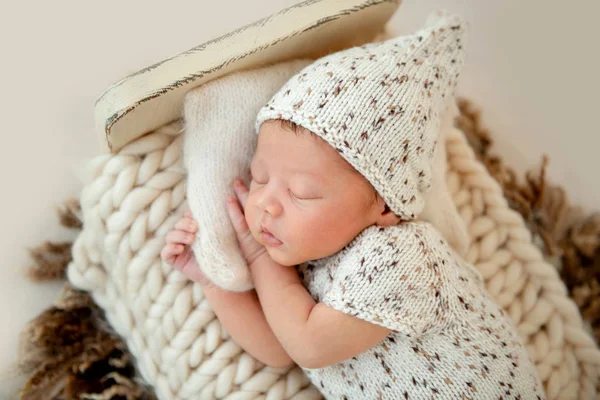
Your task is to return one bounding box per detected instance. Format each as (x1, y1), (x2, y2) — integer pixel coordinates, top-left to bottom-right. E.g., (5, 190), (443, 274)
(162, 210), (293, 368)
(224, 179), (388, 369)
(249, 255), (390, 369)
(200, 282), (294, 368)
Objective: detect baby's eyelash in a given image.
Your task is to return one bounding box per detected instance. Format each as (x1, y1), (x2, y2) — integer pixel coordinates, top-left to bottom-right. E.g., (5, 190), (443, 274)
(289, 190), (319, 201)
(289, 190), (303, 200)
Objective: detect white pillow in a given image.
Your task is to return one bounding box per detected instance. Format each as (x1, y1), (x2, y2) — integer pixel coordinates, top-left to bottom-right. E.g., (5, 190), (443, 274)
(183, 60), (312, 292)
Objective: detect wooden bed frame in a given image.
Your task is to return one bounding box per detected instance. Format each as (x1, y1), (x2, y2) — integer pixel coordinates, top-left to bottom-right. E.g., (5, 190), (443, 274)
(94, 0), (401, 153)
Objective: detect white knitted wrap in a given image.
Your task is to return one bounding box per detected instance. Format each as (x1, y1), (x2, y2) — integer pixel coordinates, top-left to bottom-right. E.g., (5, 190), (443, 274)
(183, 60), (312, 292)
(67, 109), (600, 399)
(255, 10), (467, 220)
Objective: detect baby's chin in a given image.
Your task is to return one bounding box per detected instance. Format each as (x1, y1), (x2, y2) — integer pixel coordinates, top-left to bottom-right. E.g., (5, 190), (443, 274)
(265, 246), (297, 267)
(265, 246), (311, 267)
(264, 240), (342, 266)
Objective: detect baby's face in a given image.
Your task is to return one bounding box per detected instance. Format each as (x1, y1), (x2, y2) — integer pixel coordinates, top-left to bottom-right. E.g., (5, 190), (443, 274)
(244, 120), (382, 267)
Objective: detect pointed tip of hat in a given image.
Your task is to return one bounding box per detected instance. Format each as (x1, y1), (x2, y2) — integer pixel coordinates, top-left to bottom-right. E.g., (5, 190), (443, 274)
(424, 9), (468, 33)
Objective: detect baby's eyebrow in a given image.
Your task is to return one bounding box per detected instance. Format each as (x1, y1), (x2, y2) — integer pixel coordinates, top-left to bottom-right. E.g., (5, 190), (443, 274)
(252, 157), (327, 184)
(289, 168), (327, 183)
(290, 168), (320, 177)
(291, 170), (328, 186)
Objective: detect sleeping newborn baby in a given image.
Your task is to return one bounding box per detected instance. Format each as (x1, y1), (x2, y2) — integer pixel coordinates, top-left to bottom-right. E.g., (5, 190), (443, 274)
(161, 10), (545, 399)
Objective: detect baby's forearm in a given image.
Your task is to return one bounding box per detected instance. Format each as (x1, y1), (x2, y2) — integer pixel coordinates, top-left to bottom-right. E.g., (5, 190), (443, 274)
(200, 281), (293, 368)
(249, 256), (317, 364)
(249, 257), (393, 369)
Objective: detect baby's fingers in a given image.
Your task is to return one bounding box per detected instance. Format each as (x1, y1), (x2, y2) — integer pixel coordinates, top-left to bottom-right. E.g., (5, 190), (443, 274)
(233, 178), (249, 208)
(226, 195), (249, 234)
(161, 243), (184, 265)
(165, 229), (195, 245)
(175, 217), (197, 233)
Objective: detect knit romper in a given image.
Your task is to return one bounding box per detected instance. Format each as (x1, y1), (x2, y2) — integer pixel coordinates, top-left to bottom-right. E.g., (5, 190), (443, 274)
(297, 221), (545, 399)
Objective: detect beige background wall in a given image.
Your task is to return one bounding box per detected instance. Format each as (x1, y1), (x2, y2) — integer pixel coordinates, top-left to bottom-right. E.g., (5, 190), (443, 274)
(1, 0), (597, 395)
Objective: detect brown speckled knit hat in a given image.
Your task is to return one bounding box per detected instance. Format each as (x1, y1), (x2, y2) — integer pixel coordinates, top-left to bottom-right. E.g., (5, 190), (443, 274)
(255, 10), (468, 220)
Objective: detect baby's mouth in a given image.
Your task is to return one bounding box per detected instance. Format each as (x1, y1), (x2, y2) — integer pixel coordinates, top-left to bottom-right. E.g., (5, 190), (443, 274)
(260, 225), (283, 247)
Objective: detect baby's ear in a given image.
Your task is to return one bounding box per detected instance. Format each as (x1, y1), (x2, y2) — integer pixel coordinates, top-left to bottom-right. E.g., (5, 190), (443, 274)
(376, 204), (402, 227)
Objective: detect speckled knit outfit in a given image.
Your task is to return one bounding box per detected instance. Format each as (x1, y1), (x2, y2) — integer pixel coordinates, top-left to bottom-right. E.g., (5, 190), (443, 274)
(255, 9), (545, 400)
(298, 222), (544, 399)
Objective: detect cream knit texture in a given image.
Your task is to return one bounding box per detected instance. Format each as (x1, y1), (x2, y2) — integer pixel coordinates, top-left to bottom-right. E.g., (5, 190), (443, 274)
(183, 60), (311, 292)
(65, 23), (600, 400)
(66, 110), (600, 399)
(299, 222), (544, 399)
(256, 10), (467, 221)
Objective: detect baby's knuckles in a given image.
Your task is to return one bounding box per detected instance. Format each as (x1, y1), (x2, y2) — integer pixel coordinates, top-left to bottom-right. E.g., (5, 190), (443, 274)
(176, 216), (196, 233)
(237, 230), (266, 266)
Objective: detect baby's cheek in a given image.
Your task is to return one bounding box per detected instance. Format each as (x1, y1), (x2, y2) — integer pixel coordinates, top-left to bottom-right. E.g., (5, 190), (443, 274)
(296, 212), (341, 251)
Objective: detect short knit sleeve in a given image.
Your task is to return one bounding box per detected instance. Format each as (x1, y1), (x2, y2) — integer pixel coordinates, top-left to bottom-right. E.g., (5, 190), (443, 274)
(321, 223), (459, 338)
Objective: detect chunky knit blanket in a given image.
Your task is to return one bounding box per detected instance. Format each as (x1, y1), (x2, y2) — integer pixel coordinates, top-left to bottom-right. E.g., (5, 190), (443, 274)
(50, 99), (600, 399)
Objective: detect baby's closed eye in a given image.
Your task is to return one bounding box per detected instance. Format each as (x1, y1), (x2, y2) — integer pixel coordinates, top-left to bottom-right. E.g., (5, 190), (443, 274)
(289, 181), (324, 200)
(289, 189), (322, 201)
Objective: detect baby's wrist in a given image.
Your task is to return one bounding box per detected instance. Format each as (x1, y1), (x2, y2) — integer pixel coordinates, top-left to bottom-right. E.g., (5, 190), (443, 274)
(248, 251), (271, 271)
(192, 266), (214, 287)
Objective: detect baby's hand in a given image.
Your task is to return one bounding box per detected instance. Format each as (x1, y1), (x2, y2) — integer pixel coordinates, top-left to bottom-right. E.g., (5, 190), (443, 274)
(226, 178), (268, 266)
(161, 208), (209, 284)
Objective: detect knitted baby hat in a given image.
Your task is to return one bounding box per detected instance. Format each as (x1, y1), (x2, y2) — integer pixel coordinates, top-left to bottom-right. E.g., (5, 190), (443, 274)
(255, 10), (468, 220)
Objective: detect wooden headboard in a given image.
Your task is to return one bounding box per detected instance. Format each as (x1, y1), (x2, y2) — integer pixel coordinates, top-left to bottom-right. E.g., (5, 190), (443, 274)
(94, 0), (401, 152)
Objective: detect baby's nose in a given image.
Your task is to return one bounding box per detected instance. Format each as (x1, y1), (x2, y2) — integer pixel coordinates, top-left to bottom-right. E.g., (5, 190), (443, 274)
(259, 196), (283, 217)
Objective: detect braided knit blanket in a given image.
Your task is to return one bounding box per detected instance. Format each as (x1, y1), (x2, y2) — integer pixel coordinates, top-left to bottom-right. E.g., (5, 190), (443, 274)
(63, 106), (600, 399)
